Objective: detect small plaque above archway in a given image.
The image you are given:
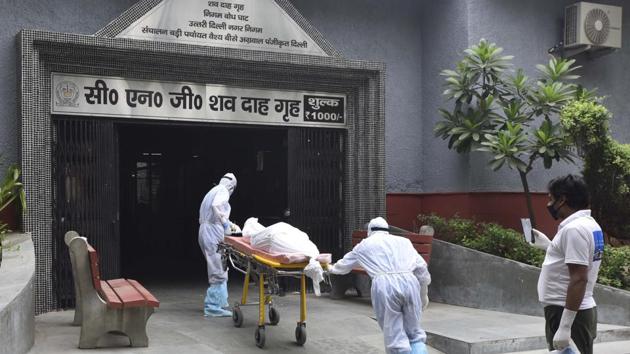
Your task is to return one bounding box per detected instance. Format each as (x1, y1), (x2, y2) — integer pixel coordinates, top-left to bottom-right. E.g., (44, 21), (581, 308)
(108, 0), (333, 56)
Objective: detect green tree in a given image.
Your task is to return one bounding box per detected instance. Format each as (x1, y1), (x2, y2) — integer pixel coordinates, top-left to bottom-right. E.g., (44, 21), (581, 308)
(435, 39), (580, 232)
(560, 96), (630, 241)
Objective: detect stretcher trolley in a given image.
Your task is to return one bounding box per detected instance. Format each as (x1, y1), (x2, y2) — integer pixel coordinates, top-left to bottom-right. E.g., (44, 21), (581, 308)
(219, 236), (330, 349)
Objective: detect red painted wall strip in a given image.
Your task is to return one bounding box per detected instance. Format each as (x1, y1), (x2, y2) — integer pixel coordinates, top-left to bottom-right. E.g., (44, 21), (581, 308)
(386, 192), (559, 237)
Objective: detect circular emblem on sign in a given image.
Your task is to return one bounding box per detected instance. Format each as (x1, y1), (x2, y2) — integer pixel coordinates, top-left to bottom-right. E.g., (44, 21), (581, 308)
(55, 81), (80, 107)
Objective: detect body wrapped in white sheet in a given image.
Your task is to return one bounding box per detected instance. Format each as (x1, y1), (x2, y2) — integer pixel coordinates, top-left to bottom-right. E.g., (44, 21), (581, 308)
(243, 218), (326, 295)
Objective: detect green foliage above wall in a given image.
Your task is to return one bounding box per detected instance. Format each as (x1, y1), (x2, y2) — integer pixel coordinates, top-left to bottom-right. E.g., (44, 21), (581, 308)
(418, 213), (630, 291)
(417, 213), (545, 267)
(560, 97), (630, 241)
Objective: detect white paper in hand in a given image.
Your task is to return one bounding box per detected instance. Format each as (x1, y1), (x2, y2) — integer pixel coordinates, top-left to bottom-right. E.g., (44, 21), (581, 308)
(520, 218), (532, 243)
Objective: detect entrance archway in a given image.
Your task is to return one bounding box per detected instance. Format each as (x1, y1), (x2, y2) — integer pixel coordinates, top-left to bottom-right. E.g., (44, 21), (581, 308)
(21, 29), (384, 312)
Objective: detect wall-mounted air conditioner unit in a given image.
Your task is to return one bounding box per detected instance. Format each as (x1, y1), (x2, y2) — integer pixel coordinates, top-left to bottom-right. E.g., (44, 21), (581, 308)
(564, 2), (622, 49)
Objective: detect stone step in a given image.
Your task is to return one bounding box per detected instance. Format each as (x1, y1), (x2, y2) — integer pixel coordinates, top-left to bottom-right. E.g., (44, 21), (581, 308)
(423, 303), (630, 354)
(502, 340), (630, 354)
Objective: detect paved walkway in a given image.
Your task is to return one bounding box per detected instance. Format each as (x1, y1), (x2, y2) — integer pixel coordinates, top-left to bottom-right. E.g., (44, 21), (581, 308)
(29, 278), (630, 354)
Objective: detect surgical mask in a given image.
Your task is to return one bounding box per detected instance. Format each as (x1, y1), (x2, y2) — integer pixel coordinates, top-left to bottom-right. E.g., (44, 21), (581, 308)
(547, 200), (562, 220)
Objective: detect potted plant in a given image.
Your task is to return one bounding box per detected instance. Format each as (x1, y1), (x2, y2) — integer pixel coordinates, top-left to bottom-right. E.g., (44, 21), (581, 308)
(0, 155), (26, 268)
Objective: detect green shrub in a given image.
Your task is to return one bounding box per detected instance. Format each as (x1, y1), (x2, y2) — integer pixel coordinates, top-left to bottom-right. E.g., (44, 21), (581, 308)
(418, 213), (544, 267)
(417, 213), (480, 244)
(418, 213), (629, 290)
(460, 223), (546, 267)
(597, 246), (630, 290)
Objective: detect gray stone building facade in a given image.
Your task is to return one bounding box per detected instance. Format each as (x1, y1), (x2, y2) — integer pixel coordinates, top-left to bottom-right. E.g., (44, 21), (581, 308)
(1, 0), (628, 313)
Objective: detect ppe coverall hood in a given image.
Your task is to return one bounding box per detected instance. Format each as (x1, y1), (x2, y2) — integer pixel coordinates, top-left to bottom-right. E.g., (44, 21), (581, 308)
(368, 217), (389, 236)
(219, 173), (237, 195)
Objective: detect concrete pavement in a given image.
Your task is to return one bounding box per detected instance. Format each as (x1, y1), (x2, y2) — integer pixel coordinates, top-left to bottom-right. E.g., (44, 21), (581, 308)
(30, 278), (404, 354)
(29, 277), (629, 353)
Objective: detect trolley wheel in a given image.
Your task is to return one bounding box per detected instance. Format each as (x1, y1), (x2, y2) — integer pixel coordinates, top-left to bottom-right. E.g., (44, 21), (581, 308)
(295, 324), (307, 346)
(255, 326), (266, 348)
(269, 307), (280, 325)
(232, 306), (243, 328)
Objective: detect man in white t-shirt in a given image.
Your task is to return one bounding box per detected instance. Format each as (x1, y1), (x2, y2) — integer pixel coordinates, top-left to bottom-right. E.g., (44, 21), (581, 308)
(529, 174), (604, 354)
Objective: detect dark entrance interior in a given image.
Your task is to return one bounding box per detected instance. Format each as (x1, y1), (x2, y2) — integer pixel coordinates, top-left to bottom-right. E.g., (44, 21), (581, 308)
(118, 122), (288, 281)
(52, 118), (345, 308)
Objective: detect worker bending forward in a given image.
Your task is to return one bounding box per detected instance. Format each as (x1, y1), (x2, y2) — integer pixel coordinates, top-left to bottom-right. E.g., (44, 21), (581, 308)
(329, 217), (431, 354)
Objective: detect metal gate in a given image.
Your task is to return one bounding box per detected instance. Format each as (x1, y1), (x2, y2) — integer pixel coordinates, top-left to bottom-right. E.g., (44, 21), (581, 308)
(52, 118), (120, 308)
(288, 128), (345, 260)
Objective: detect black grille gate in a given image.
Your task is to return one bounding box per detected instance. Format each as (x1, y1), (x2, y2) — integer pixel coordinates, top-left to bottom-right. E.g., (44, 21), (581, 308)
(288, 127), (345, 261)
(52, 117), (120, 308)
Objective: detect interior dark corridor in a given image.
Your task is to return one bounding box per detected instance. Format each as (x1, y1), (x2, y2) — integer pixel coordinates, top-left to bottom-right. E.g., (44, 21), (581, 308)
(118, 122), (288, 281)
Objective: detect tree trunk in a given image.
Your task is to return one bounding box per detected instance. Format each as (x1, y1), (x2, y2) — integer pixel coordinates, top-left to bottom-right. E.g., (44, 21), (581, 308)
(519, 170), (537, 242)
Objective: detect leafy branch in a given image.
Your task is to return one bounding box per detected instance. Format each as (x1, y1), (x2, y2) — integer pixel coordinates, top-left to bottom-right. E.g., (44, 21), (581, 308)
(435, 39), (583, 229)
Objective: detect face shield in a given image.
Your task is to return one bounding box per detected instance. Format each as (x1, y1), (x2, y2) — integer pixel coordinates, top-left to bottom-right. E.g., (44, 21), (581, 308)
(219, 173), (237, 195)
(367, 217), (389, 236)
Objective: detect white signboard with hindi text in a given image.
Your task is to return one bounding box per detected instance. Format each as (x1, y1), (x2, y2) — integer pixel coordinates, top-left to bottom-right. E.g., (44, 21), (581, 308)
(115, 0), (328, 56)
(51, 73), (346, 128)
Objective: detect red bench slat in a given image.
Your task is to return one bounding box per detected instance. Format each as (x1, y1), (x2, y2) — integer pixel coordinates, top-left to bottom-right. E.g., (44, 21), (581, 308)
(85, 241), (159, 310)
(106, 279), (147, 308)
(413, 244), (432, 254)
(127, 279), (160, 308)
(107, 278), (130, 288)
(349, 230), (433, 273)
(352, 267), (367, 275)
(405, 233), (433, 244)
(99, 280), (123, 309)
(351, 233), (433, 249)
(352, 230), (368, 238)
(87, 245), (102, 292)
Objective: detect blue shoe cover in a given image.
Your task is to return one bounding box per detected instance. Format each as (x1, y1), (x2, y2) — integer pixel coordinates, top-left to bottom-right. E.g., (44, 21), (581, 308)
(204, 308), (232, 317)
(204, 284), (230, 316)
(219, 281), (229, 308)
(410, 341), (428, 354)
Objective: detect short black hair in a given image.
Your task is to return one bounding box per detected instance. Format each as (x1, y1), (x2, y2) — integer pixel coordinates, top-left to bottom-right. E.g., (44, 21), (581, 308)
(547, 174), (590, 210)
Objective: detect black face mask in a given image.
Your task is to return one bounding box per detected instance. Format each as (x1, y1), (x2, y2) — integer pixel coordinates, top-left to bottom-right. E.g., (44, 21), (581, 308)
(547, 200), (562, 220)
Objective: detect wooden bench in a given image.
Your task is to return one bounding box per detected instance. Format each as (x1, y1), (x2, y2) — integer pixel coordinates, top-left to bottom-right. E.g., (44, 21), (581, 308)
(64, 231), (159, 348)
(329, 227), (433, 299)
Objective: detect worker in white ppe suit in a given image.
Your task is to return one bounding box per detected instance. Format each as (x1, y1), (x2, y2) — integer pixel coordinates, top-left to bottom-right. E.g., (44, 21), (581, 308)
(198, 173), (238, 317)
(328, 217), (431, 354)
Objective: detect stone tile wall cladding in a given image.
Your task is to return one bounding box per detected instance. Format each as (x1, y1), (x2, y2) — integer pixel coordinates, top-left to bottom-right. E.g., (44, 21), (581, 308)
(19, 0), (385, 313)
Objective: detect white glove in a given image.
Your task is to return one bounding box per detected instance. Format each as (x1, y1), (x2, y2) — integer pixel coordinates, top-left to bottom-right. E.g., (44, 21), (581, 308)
(421, 284), (429, 311)
(230, 222), (241, 234)
(553, 309), (576, 350)
(529, 228), (551, 251)
(326, 263), (336, 274)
